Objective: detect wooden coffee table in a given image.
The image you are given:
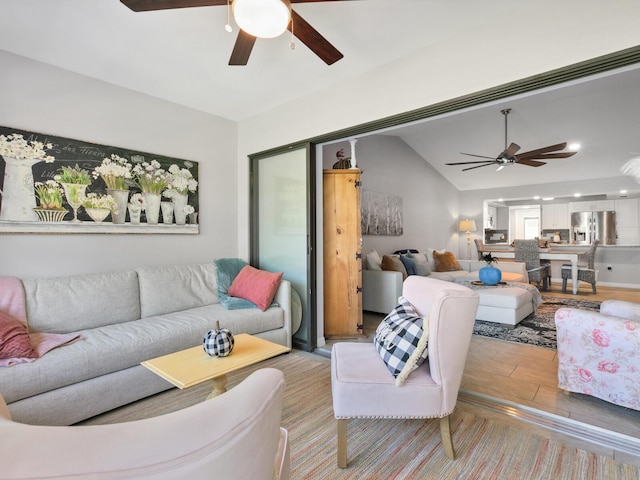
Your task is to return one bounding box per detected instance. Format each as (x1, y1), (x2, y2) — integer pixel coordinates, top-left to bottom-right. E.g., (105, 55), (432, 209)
(141, 333), (290, 400)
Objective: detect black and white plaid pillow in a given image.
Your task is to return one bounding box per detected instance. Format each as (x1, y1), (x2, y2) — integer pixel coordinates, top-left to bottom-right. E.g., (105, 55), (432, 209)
(374, 296), (429, 386)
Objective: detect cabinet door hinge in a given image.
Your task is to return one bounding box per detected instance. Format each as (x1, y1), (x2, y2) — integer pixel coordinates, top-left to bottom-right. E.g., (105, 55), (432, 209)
(356, 286), (363, 294)
(357, 323), (364, 332)
(355, 180), (362, 188)
(355, 252), (362, 260)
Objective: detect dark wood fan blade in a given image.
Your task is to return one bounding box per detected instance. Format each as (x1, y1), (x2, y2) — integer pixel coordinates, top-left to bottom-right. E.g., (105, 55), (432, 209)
(519, 152), (577, 160)
(289, 10), (343, 65)
(460, 153), (496, 160)
(502, 142), (520, 157)
(516, 159), (546, 167)
(120, 0), (226, 11)
(462, 163), (495, 171)
(446, 160), (496, 166)
(229, 30), (256, 66)
(517, 142), (568, 159)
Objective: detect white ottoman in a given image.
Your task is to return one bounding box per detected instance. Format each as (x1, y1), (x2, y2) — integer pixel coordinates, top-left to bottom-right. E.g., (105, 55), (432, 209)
(475, 287), (534, 326)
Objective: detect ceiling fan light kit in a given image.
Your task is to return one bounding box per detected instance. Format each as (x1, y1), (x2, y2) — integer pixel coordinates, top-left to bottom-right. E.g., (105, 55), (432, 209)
(120, 0), (345, 66)
(446, 108), (577, 172)
(233, 0), (291, 38)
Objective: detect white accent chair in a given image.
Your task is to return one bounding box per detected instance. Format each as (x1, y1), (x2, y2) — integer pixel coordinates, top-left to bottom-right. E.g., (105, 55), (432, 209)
(0, 368), (289, 480)
(331, 277), (480, 468)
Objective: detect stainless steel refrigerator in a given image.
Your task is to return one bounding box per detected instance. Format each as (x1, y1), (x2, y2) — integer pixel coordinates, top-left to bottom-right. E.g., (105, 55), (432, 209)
(571, 211), (616, 245)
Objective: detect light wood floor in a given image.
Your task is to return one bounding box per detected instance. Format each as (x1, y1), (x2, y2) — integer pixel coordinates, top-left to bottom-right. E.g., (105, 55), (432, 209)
(323, 282), (640, 441)
(462, 283), (640, 439)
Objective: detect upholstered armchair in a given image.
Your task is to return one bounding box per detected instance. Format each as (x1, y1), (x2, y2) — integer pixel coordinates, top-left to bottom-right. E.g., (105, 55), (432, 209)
(555, 300), (640, 411)
(331, 276), (480, 467)
(0, 368), (290, 480)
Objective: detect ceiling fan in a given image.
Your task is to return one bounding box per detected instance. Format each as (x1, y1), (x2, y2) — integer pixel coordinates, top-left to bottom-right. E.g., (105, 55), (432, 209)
(445, 108), (577, 172)
(120, 0), (348, 66)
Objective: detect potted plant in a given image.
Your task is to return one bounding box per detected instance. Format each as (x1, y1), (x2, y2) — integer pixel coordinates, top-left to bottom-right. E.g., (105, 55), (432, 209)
(479, 252), (502, 285)
(93, 154), (133, 224)
(33, 180), (67, 222)
(82, 192), (117, 223)
(54, 164), (92, 223)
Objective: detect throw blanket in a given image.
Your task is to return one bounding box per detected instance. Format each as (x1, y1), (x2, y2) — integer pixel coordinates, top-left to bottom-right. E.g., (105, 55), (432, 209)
(0, 277), (80, 367)
(463, 281), (544, 312)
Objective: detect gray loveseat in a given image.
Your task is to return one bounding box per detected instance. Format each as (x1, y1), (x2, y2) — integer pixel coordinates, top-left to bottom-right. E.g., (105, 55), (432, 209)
(0, 262), (292, 425)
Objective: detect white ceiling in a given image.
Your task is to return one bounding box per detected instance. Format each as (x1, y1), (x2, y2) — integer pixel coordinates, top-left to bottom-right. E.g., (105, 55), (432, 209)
(1, 1), (640, 193)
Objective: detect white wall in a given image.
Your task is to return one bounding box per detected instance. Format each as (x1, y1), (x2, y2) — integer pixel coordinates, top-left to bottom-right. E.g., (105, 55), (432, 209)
(323, 136), (461, 258)
(0, 51), (238, 278)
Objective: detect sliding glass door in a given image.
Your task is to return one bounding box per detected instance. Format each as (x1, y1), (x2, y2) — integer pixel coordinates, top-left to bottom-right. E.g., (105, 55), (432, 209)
(250, 145), (316, 351)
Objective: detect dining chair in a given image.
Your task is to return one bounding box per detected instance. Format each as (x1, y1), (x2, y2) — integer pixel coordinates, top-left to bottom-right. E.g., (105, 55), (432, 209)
(561, 240), (599, 293)
(474, 238), (485, 260)
(330, 276), (480, 467)
(514, 239), (550, 290)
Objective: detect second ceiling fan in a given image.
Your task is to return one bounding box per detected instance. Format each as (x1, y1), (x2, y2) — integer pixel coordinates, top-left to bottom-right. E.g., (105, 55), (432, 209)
(120, 0), (349, 66)
(446, 108), (577, 171)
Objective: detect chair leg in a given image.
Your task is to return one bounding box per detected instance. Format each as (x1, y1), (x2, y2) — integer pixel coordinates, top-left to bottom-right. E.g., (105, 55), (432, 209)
(337, 419), (348, 468)
(439, 415), (455, 459)
(562, 277), (567, 293)
(592, 283), (597, 294)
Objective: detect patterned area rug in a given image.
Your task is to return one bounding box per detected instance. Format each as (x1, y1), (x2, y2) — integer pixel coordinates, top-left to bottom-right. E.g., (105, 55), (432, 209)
(473, 295), (601, 350)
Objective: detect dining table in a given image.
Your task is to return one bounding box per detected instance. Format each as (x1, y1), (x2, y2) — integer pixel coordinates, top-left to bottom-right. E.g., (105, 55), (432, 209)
(479, 246), (586, 294)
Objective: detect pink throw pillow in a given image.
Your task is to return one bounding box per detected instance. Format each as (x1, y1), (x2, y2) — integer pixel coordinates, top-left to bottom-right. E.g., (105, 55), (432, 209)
(0, 311), (37, 359)
(228, 266), (283, 311)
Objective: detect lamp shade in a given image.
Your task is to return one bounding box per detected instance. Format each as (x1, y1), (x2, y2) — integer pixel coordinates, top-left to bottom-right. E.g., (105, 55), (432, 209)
(459, 219), (477, 233)
(233, 0), (291, 38)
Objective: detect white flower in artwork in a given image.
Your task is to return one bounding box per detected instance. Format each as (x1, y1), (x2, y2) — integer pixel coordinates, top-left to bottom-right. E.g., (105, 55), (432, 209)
(184, 205), (195, 215)
(0, 133), (54, 162)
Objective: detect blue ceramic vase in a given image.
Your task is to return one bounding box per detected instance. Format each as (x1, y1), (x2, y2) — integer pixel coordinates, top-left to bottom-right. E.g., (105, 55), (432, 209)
(479, 265), (501, 285)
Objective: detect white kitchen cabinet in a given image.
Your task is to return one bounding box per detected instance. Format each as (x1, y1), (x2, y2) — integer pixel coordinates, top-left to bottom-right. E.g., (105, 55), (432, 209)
(569, 200), (615, 212)
(615, 198), (639, 245)
(542, 203), (569, 229)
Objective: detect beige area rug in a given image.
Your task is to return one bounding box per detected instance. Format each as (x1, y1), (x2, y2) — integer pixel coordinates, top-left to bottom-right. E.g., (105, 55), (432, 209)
(80, 352), (640, 479)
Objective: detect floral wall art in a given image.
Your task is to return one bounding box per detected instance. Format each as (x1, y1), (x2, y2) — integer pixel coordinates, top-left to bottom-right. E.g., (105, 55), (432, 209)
(0, 126), (199, 234)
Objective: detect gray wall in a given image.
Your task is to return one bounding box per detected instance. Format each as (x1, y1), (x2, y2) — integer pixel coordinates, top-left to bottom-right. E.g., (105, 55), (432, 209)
(0, 51), (238, 278)
(323, 135), (462, 259)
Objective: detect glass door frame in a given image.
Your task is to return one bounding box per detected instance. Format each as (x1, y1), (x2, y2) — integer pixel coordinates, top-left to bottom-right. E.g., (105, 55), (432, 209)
(249, 142), (317, 352)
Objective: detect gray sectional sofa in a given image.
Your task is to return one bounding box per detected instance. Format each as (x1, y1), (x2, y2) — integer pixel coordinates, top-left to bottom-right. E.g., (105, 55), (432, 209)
(0, 262), (292, 426)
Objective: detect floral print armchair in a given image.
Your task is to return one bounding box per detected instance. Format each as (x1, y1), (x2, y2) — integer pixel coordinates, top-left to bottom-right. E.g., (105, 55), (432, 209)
(554, 300), (640, 411)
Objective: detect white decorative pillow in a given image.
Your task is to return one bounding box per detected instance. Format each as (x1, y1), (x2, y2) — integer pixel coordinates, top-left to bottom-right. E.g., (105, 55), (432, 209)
(366, 249), (383, 270)
(374, 296), (430, 386)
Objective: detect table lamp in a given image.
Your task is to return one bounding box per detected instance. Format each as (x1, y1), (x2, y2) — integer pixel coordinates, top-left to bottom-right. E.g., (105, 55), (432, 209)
(459, 219), (477, 259)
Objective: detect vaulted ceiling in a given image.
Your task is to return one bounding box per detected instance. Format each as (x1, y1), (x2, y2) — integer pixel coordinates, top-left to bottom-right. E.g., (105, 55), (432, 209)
(2, 1), (640, 193)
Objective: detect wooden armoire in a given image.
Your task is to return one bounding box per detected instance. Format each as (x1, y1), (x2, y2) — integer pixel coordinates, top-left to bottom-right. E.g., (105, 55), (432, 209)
(323, 169), (363, 338)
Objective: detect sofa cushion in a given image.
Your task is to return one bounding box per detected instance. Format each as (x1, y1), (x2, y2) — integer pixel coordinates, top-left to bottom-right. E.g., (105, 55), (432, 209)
(366, 250), (383, 270)
(382, 255), (407, 280)
(408, 252), (431, 276)
(228, 265), (283, 311)
(0, 312), (36, 359)
(373, 296), (429, 386)
(399, 254), (417, 276)
(137, 263), (218, 318)
(23, 270), (141, 334)
(433, 251), (463, 272)
(0, 303), (285, 404)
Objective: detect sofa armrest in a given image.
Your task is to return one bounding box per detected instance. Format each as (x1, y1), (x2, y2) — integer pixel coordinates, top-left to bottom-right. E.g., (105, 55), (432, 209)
(362, 270), (403, 314)
(273, 279), (293, 348)
(600, 300), (640, 321)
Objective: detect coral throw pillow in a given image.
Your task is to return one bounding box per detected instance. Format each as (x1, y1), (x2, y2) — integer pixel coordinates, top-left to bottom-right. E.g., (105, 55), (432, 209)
(228, 266), (284, 311)
(433, 251), (463, 272)
(0, 311), (37, 359)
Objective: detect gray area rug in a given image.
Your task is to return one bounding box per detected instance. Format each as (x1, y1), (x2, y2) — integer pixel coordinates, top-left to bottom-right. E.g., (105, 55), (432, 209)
(473, 295), (601, 350)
